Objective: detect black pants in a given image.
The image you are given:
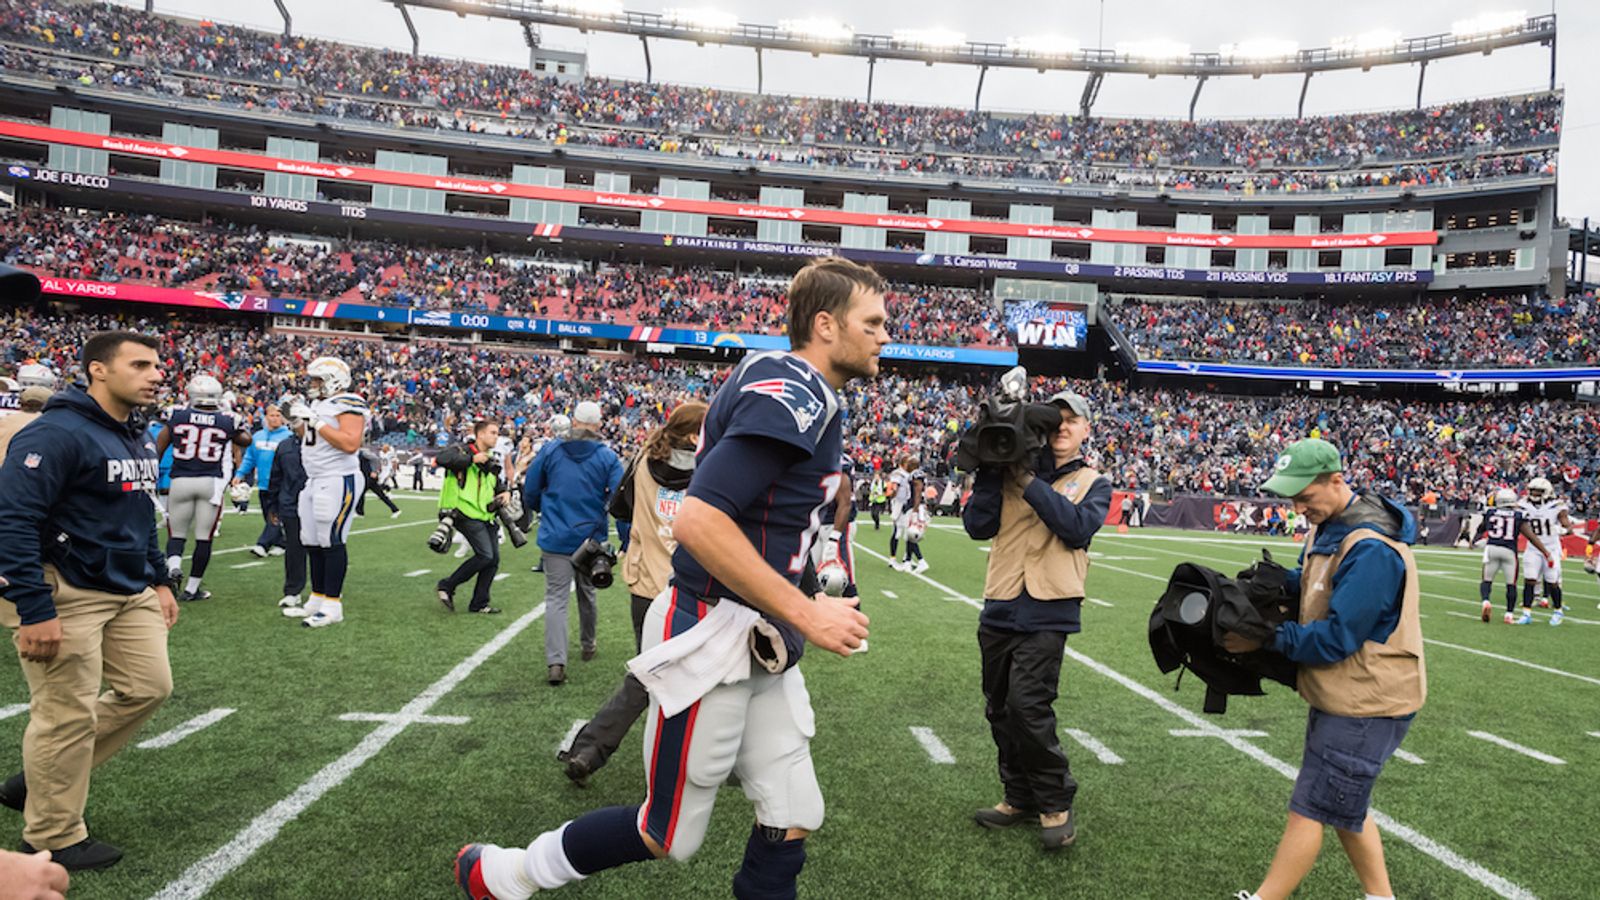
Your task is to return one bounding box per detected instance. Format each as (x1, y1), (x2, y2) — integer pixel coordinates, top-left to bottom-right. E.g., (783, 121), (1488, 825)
(358, 475), (400, 516)
(440, 517), (500, 610)
(979, 625), (1076, 814)
(280, 514), (307, 597)
(412, 466), (425, 490)
(566, 592), (656, 770)
(256, 502), (285, 549)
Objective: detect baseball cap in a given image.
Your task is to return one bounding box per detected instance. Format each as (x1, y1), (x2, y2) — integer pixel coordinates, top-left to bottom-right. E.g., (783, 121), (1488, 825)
(573, 401), (602, 425)
(1260, 438), (1343, 498)
(1046, 390), (1091, 421)
(19, 386), (52, 405)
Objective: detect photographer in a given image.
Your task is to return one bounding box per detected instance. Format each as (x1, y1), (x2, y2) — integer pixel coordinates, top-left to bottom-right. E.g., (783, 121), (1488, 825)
(1224, 439), (1424, 900)
(433, 421), (511, 616)
(267, 405), (311, 613)
(961, 390), (1110, 851)
(560, 400), (707, 785)
(521, 401), (623, 686)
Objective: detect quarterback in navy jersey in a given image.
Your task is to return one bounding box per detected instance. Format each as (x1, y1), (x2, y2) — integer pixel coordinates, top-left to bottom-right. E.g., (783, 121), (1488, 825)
(456, 257), (886, 900)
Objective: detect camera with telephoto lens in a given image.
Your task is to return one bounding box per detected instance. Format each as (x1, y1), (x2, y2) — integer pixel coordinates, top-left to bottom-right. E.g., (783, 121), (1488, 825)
(955, 366), (1065, 470)
(489, 495), (530, 549)
(571, 537), (619, 589)
(427, 510), (457, 553)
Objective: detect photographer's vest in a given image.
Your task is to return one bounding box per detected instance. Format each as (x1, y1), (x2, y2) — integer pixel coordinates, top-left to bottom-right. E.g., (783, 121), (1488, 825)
(620, 458), (682, 600)
(1296, 528), (1427, 717)
(982, 464), (1101, 602)
(439, 461), (495, 522)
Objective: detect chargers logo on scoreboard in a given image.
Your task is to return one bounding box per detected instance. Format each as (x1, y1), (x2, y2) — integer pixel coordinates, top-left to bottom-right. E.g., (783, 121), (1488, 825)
(1006, 300), (1088, 350)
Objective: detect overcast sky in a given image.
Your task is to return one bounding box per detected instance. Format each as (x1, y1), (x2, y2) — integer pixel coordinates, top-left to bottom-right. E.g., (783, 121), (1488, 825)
(126, 0), (1596, 224)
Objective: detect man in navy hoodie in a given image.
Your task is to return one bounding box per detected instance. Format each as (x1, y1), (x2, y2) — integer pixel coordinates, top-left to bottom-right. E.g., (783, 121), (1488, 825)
(1224, 439), (1426, 900)
(521, 400), (623, 686)
(0, 331), (179, 872)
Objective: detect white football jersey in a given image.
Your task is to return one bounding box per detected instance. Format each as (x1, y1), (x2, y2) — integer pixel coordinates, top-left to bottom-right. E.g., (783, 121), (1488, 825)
(302, 393), (371, 478)
(1518, 497), (1567, 552)
(888, 467), (912, 510)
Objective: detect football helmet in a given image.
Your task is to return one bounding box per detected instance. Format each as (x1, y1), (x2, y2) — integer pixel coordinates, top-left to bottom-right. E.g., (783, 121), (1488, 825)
(1527, 477), (1553, 502)
(288, 402), (314, 422)
(306, 357), (352, 398)
(187, 374), (224, 409)
(0, 376), (17, 393)
(816, 563), (850, 597)
(229, 481), (253, 504)
(16, 363), (56, 390)
(1494, 488), (1519, 508)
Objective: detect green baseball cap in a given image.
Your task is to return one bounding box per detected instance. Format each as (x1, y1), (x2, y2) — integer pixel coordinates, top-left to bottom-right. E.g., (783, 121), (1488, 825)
(1260, 438), (1343, 497)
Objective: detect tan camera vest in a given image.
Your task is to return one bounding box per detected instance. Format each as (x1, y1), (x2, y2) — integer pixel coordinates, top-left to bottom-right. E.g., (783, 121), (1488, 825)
(620, 458), (683, 600)
(981, 464), (1101, 602)
(1295, 527), (1427, 718)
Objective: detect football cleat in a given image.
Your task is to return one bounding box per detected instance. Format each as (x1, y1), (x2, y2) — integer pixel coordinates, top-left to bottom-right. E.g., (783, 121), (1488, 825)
(1550, 610), (1565, 626)
(278, 594), (301, 608)
(249, 545), (269, 559)
(1514, 612), (1533, 625)
(1481, 600), (1492, 622)
(179, 590), (212, 603)
(303, 608), (344, 628)
(285, 598), (323, 619)
(1503, 612), (1516, 624)
(913, 559), (930, 574)
(453, 844), (498, 899)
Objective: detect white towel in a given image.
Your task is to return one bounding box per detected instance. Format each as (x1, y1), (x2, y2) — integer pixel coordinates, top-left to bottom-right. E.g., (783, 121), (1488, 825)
(627, 600), (763, 718)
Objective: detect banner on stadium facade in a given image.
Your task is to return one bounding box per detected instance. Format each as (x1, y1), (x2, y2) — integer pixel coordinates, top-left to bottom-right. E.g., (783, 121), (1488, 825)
(0, 124), (1440, 248)
(29, 274), (1020, 367)
(0, 165), (1435, 287)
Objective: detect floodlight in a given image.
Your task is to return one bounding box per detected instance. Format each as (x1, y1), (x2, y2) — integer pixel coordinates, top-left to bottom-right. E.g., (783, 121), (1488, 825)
(1451, 10), (1527, 38)
(545, 0), (623, 17)
(778, 17), (854, 43)
(664, 7), (739, 31)
(1219, 38), (1299, 61)
(1005, 34), (1080, 57)
(1330, 29), (1402, 54)
(1116, 39), (1191, 61)
(893, 28), (967, 49)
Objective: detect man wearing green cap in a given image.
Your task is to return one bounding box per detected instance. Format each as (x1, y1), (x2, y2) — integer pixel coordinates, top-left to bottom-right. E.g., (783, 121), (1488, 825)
(1226, 438), (1426, 900)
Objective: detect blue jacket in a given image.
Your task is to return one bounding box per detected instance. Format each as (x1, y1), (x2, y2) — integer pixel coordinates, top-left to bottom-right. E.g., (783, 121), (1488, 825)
(147, 420), (172, 491)
(0, 387), (165, 625)
(522, 434), (623, 555)
(1273, 493), (1416, 666)
(235, 424), (292, 490)
(264, 431), (308, 520)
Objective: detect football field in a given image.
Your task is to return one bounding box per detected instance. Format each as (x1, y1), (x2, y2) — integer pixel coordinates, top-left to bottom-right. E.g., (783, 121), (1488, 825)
(2, 497), (1597, 899)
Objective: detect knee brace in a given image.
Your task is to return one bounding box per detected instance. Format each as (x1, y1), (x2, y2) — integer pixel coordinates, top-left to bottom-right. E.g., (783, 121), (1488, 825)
(732, 824), (806, 900)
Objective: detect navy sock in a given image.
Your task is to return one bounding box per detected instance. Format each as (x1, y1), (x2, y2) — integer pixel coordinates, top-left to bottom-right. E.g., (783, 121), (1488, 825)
(732, 824), (806, 900)
(191, 540), (214, 578)
(1548, 584), (1562, 609)
(323, 545), (349, 597)
(561, 805), (654, 875)
(1479, 581), (1491, 602)
(308, 548), (326, 595)
(1505, 584), (1517, 613)
(888, 535), (898, 558)
(166, 537), (186, 561)
(1522, 582), (1535, 609)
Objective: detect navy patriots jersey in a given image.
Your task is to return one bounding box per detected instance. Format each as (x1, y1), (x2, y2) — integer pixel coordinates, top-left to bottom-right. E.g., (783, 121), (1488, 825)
(674, 350), (843, 614)
(1480, 507), (1522, 550)
(167, 408), (240, 479)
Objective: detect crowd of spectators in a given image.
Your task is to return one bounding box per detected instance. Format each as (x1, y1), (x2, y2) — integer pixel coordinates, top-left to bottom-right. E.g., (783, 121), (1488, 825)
(1110, 294), (1598, 367)
(3, 304), (1594, 512)
(0, 206), (1010, 346)
(0, 0), (1563, 192)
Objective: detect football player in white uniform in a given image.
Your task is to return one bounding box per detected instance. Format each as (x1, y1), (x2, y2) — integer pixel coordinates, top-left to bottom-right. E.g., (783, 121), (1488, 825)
(1516, 477), (1575, 626)
(284, 357), (370, 628)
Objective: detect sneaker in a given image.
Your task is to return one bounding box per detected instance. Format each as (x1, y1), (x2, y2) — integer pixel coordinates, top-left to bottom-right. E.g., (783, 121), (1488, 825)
(249, 544), (269, 558)
(1039, 808), (1077, 850)
(19, 837), (122, 871)
(1481, 600), (1492, 622)
(453, 843), (496, 900)
(268, 546), (286, 557)
(1514, 611), (1533, 625)
(581, 645), (597, 662)
(914, 559), (930, 574)
(179, 589), (212, 603)
(548, 664), (566, 686)
(391, 509), (403, 519)
(1551, 609), (1565, 626)
(1503, 612), (1516, 624)
(973, 804), (1033, 829)
(436, 582), (456, 613)
(282, 600), (320, 619)
(0, 771), (24, 811)
(468, 606), (502, 615)
(303, 607), (344, 628)
(563, 751), (595, 788)
(278, 594), (301, 608)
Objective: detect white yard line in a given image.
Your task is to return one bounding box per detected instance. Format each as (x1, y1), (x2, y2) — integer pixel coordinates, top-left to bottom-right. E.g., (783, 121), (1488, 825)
(908, 726), (956, 764)
(149, 604), (547, 900)
(1086, 597), (1114, 608)
(1062, 728), (1125, 765)
(337, 712), (470, 726)
(0, 703), (29, 721)
(137, 708), (237, 750)
(1466, 731), (1566, 765)
(881, 590), (898, 599)
(402, 569), (432, 578)
(1393, 749), (1426, 765)
(857, 538), (1536, 900)
(230, 561), (267, 570)
(1170, 728), (1269, 738)
(494, 573), (511, 582)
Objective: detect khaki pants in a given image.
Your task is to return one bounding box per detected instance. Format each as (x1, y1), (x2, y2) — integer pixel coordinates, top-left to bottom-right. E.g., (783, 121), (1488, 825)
(0, 565), (172, 849)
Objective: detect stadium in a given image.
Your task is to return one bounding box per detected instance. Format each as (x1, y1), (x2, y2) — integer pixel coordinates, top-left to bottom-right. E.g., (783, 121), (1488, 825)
(0, 0), (1595, 897)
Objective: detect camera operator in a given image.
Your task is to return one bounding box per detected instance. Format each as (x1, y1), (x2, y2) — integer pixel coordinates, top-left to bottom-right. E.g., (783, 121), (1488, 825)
(560, 400), (707, 784)
(521, 401), (623, 686)
(1224, 439), (1424, 900)
(961, 390), (1110, 851)
(433, 421), (512, 616)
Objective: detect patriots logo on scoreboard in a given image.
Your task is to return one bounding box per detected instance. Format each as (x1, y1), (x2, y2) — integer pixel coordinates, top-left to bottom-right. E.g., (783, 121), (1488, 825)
(741, 378), (824, 432)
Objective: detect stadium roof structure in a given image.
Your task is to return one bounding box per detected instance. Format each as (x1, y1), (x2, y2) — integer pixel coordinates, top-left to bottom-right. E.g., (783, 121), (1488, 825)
(385, 2), (1556, 118)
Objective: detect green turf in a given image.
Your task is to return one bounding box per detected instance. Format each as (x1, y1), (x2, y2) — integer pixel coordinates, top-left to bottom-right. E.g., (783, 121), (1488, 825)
(2, 499), (1595, 899)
